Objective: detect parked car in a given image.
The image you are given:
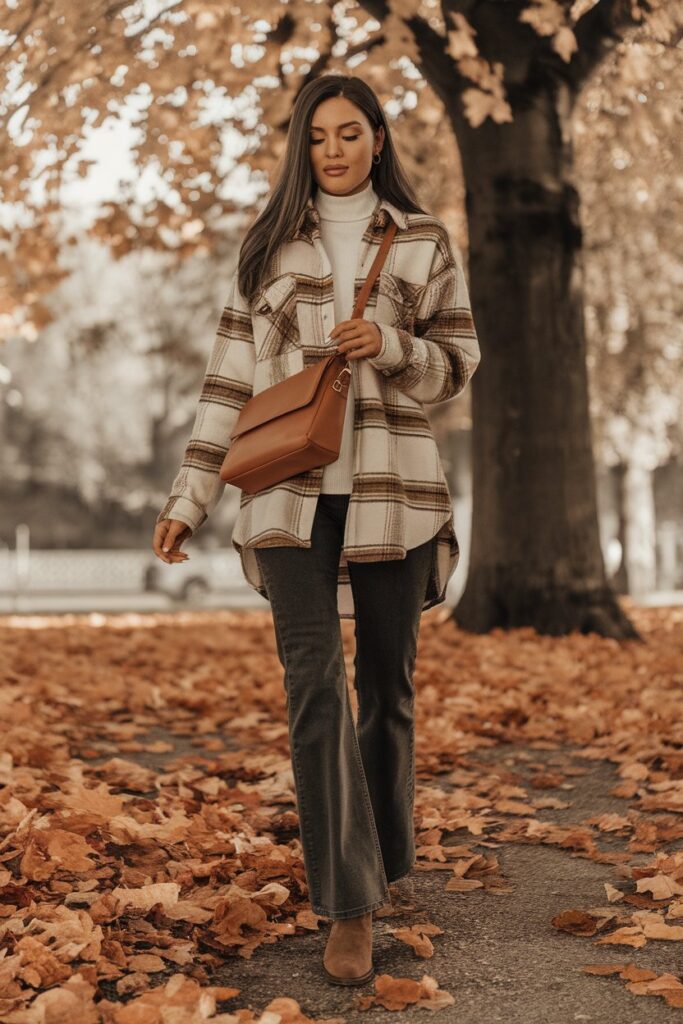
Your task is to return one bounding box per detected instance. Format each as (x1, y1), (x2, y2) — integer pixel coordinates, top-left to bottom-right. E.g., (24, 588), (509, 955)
(143, 549), (241, 602)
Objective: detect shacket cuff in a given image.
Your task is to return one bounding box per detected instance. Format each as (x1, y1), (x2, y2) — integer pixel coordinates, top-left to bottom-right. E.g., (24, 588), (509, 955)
(155, 495), (205, 534)
(368, 322), (411, 373)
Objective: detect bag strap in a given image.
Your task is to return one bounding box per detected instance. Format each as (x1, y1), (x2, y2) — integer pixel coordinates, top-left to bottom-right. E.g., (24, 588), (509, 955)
(350, 220), (398, 320)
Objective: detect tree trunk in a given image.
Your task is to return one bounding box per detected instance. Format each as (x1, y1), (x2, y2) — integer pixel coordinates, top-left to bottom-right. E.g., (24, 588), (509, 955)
(621, 459), (657, 597)
(446, 79), (640, 639)
(612, 464), (629, 595)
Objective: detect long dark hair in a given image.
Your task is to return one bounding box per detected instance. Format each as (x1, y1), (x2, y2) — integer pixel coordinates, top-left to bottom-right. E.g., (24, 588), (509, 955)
(237, 73), (428, 307)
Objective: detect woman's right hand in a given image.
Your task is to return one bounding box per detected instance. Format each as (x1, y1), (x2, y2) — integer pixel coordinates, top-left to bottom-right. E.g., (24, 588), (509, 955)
(153, 519), (192, 564)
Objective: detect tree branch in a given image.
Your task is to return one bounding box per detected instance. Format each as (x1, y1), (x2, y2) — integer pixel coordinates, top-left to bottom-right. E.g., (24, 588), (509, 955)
(123, 0), (185, 38)
(569, 0), (648, 87)
(356, 0), (468, 118)
(0, 0), (42, 62)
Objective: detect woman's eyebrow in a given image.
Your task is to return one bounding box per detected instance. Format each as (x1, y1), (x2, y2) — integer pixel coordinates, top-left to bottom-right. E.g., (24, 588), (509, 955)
(309, 120), (363, 131)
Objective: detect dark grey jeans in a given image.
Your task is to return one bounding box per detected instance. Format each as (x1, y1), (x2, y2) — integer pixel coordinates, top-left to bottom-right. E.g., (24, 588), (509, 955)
(254, 491), (434, 920)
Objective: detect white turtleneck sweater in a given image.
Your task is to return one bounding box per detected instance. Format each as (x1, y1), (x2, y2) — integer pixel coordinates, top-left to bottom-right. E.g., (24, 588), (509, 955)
(314, 179), (378, 494)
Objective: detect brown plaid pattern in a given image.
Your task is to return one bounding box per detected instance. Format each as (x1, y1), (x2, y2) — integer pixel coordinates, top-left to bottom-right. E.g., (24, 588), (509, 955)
(157, 195), (481, 617)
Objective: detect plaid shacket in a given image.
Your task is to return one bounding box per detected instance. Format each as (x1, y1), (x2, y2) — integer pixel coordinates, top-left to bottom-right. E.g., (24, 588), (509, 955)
(156, 194), (481, 618)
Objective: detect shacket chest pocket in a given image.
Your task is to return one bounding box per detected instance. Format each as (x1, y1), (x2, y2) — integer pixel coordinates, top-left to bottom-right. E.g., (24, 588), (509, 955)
(375, 269), (423, 335)
(251, 273), (306, 395)
(252, 273), (301, 361)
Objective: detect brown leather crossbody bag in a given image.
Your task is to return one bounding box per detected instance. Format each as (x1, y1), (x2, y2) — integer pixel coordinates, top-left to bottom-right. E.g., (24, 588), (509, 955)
(219, 220), (397, 494)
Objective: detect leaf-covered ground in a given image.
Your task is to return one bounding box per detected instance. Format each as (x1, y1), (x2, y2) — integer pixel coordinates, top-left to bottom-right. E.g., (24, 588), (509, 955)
(0, 599), (682, 1022)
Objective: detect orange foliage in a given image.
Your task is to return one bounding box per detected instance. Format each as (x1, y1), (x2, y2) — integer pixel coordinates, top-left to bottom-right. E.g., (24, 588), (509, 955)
(0, 599), (682, 1017)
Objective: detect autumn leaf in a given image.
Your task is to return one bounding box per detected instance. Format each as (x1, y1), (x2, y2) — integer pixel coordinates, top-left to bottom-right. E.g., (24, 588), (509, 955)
(356, 972), (455, 1011)
(390, 922), (443, 958)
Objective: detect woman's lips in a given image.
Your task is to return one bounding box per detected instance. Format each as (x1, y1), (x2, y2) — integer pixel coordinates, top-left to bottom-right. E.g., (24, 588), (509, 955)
(324, 168), (348, 175)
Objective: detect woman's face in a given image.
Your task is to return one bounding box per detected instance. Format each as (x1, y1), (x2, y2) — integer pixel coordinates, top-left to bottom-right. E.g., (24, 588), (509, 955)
(308, 96), (384, 197)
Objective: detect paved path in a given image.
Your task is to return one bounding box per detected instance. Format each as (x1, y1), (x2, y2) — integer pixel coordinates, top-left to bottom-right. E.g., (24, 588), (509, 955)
(120, 735), (682, 1023)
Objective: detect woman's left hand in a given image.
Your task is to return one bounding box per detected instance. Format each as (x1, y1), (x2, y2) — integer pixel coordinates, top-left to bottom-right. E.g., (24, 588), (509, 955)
(330, 319), (382, 359)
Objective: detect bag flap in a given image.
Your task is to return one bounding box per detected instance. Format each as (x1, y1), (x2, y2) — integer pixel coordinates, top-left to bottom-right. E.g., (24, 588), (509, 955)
(230, 354), (336, 440)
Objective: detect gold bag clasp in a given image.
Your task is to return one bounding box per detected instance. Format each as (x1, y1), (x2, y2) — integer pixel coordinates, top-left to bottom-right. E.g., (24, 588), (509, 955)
(332, 365), (352, 392)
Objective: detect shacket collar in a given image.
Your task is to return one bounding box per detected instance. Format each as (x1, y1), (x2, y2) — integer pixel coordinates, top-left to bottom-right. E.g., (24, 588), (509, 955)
(290, 191), (408, 244)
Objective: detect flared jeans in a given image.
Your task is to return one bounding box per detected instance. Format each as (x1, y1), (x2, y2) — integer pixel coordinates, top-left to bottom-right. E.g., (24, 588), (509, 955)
(253, 492), (434, 920)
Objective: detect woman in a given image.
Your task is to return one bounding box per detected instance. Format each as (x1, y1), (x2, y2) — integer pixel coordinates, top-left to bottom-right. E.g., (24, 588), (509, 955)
(153, 73), (480, 986)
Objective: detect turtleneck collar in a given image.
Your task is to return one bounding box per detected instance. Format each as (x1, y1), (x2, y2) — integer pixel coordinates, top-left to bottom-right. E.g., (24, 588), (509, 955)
(314, 178), (378, 222)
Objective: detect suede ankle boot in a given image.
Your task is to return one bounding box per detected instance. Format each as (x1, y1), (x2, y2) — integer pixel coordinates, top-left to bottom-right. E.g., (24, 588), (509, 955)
(322, 909), (374, 985)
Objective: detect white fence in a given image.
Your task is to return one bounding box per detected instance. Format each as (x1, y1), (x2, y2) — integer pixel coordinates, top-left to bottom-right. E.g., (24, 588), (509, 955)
(0, 549), (242, 594)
